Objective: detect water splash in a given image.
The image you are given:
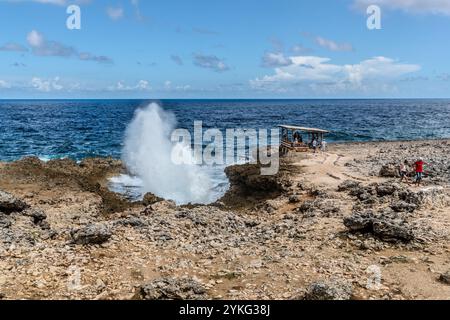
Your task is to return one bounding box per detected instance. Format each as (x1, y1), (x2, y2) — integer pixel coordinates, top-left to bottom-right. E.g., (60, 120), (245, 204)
(113, 102), (224, 204)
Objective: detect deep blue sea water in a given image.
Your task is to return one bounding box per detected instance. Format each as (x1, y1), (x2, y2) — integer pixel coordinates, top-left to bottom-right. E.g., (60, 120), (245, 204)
(1, 99), (450, 162)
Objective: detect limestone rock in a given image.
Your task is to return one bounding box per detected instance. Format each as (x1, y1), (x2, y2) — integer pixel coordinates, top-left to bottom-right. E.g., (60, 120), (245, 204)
(142, 193), (163, 206)
(338, 180), (361, 192)
(379, 164), (399, 177)
(344, 210), (415, 242)
(390, 201), (417, 213)
(137, 277), (207, 300)
(439, 271), (450, 285)
(304, 280), (352, 300)
(71, 223), (112, 245)
(289, 195), (301, 203)
(0, 190), (29, 214)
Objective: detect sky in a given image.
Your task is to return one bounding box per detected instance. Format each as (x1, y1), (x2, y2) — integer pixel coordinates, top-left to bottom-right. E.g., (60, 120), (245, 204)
(0, 0), (449, 99)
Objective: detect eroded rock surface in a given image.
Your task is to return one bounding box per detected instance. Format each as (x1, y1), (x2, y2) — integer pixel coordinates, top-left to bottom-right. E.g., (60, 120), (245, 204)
(304, 280), (353, 300)
(71, 223), (112, 245)
(137, 277), (207, 300)
(0, 141), (449, 300)
(0, 190), (29, 214)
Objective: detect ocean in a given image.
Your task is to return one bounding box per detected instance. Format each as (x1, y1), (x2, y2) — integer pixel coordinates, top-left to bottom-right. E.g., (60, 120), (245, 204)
(1, 99), (450, 203)
(1, 99), (450, 162)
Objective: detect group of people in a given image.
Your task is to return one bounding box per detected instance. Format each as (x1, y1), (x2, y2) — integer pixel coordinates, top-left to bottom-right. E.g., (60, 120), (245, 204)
(311, 138), (327, 153)
(292, 131), (327, 153)
(399, 158), (428, 186)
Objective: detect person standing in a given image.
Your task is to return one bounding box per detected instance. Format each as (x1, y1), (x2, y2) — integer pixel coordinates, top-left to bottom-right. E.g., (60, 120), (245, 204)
(312, 139), (318, 153)
(321, 139), (327, 153)
(399, 160), (410, 183)
(413, 157), (427, 186)
(293, 131), (301, 144)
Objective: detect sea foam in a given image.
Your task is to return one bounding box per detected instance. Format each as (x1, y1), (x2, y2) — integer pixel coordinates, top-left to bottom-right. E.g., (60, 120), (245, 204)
(112, 103), (224, 205)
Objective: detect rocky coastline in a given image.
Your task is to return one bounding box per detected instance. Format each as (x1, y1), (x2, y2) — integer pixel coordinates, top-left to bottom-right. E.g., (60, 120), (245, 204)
(1, 139), (449, 300)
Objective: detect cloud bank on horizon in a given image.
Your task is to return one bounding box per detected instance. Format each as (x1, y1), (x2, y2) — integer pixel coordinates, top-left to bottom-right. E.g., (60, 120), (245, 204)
(0, 0), (449, 98)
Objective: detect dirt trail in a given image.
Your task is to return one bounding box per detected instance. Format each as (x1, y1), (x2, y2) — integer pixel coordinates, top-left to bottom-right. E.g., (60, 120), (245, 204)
(289, 151), (365, 188)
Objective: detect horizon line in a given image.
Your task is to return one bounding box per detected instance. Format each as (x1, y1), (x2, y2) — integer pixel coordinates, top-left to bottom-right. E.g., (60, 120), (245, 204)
(2, 97), (450, 101)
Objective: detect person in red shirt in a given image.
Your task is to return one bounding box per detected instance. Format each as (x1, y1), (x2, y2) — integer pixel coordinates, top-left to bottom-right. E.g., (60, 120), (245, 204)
(413, 158), (427, 186)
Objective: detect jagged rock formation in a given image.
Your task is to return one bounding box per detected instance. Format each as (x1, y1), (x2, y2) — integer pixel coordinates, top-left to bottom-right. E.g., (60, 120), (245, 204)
(137, 277), (207, 300)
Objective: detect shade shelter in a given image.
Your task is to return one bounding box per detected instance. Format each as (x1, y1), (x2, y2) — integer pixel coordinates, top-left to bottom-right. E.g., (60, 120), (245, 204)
(279, 125), (330, 155)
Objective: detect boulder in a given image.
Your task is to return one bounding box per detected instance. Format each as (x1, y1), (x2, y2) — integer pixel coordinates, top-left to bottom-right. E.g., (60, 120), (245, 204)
(372, 219), (414, 242)
(148, 200), (177, 212)
(376, 183), (401, 197)
(338, 180), (361, 192)
(71, 223), (112, 245)
(304, 280), (352, 300)
(379, 164), (399, 177)
(0, 190), (29, 214)
(357, 192), (377, 204)
(343, 211), (374, 231)
(220, 163), (290, 207)
(137, 277), (207, 300)
(402, 187), (450, 208)
(225, 164), (284, 193)
(25, 208), (47, 223)
(142, 193), (164, 206)
(344, 210), (415, 242)
(439, 271), (450, 285)
(390, 201), (417, 213)
(24, 208), (50, 230)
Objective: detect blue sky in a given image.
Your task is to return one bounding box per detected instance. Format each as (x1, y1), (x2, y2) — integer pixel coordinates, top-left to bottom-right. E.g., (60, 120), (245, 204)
(0, 0), (449, 98)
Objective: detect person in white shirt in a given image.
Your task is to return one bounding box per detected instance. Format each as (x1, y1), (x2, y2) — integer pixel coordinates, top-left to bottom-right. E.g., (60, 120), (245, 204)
(321, 139), (327, 153)
(399, 160), (410, 183)
(312, 139), (318, 153)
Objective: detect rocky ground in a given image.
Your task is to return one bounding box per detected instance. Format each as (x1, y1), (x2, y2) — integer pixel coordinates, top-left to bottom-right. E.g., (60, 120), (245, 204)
(0, 139), (449, 300)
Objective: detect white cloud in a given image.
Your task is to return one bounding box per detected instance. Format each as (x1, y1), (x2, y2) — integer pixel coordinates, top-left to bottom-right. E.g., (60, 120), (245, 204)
(25, 30), (113, 63)
(136, 80), (150, 90)
(0, 80), (11, 89)
(108, 80), (151, 91)
(0, 42), (28, 52)
(354, 0), (450, 16)
(176, 84), (191, 91)
(291, 44), (311, 54)
(250, 55), (421, 94)
(193, 53), (229, 72)
(163, 80), (191, 91)
(261, 52), (293, 67)
(315, 36), (354, 52)
(31, 77), (63, 92)
(27, 30), (44, 47)
(26, 30), (77, 57)
(106, 6), (124, 20)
